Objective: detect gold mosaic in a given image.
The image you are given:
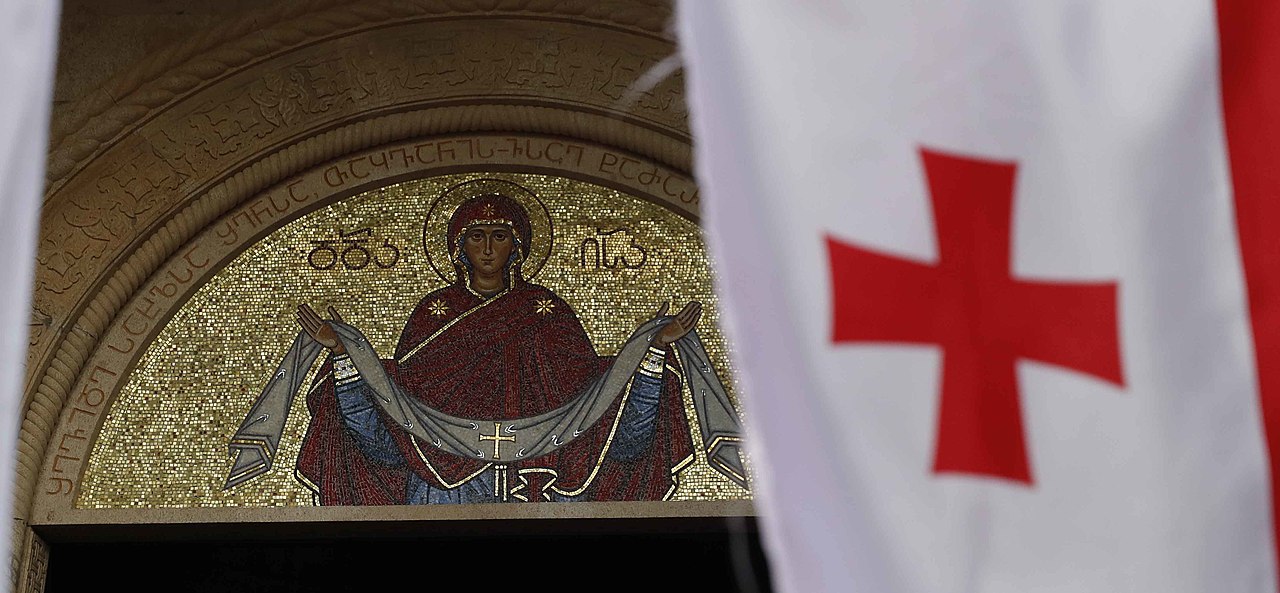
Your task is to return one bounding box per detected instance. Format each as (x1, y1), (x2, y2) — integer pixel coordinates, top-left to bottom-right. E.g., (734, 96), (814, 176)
(78, 173), (750, 508)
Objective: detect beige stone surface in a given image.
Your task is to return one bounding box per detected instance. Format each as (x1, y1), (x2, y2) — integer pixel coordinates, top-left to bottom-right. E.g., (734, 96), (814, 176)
(18, 1), (747, 590)
(55, 0), (270, 106)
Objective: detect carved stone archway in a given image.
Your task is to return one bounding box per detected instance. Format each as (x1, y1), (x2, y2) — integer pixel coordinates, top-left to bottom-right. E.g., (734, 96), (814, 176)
(19, 1), (707, 589)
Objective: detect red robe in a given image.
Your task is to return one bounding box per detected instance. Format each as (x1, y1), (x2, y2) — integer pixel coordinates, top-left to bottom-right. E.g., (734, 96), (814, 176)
(296, 283), (695, 505)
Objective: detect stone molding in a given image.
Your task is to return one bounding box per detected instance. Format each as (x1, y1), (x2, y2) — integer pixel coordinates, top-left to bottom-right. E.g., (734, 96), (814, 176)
(46, 0), (677, 193)
(14, 527), (45, 593)
(20, 1), (693, 588)
(32, 132), (700, 524)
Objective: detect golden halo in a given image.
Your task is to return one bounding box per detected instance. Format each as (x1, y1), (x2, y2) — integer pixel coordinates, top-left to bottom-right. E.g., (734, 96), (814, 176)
(423, 178), (554, 283)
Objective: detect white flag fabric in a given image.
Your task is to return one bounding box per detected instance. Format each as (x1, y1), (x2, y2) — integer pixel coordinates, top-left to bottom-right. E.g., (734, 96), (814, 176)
(679, 1), (1280, 592)
(0, 0), (58, 584)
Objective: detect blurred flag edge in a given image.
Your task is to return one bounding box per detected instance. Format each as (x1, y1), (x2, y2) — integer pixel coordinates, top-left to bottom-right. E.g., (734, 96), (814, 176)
(679, 1), (1280, 592)
(0, 0), (59, 589)
(677, 2), (885, 592)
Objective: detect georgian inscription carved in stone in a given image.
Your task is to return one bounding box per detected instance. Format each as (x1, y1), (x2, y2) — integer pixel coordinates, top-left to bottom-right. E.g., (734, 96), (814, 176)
(21, 10), (704, 593)
(45, 363), (114, 496)
(31, 135), (697, 518)
(32, 20), (686, 385)
(598, 152), (698, 205)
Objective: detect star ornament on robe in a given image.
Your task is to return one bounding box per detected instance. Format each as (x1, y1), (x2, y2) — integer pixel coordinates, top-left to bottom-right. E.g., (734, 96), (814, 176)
(535, 299), (555, 315)
(428, 299), (449, 317)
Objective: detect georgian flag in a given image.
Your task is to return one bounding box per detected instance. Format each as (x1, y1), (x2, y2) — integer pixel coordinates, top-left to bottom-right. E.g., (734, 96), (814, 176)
(679, 1), (1280, 592)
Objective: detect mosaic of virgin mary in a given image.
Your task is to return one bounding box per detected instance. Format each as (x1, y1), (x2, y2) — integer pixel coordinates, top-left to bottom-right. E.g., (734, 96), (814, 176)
(225, 179), (748, 505)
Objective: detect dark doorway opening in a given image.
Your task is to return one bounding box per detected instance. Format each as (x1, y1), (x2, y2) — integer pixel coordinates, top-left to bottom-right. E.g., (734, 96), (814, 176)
(42, 517), (773, 592)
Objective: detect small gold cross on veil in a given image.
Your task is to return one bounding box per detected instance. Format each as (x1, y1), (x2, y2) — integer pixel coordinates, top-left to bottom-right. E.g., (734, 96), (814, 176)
(479, 422), (516, 459)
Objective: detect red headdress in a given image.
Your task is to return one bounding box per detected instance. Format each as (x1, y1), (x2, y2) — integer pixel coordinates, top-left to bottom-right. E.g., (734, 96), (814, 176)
(447, 194), (533, 285)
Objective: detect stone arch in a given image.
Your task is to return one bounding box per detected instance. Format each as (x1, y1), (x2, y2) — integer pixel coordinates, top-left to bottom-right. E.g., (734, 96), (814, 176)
(19, 1), (707, 587)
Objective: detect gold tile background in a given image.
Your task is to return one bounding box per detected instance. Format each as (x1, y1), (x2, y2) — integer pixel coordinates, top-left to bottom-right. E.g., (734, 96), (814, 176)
(78, 173), (750, 508)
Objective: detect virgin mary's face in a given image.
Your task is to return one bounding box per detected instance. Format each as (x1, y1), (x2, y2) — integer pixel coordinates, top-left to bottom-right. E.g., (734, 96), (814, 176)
(463, 224), (515, 278)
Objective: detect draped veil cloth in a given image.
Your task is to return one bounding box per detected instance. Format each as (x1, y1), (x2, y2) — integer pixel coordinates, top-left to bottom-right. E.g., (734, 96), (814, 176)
(226, 194), (747, 503)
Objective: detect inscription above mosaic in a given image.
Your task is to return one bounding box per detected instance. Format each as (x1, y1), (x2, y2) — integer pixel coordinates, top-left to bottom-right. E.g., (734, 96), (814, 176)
(79, 172), (750, 508)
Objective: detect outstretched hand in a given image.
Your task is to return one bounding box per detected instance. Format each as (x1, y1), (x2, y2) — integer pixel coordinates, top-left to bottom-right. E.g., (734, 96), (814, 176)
(296, 304), (346, 354)
(653, 300), (702, 347)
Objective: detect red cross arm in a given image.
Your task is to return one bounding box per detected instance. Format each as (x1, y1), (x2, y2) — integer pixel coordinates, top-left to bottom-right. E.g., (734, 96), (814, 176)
(1005, 280), (1124, 387)
(824, 148), (1124, 485)
(827, 236), (944, 345)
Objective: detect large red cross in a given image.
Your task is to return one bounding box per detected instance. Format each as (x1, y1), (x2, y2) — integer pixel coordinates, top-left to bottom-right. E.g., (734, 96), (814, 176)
(826, 148), (1125, 485)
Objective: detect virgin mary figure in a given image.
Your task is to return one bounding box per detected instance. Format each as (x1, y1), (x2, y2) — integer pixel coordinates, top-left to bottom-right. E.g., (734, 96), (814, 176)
(288, 191), (702, 505)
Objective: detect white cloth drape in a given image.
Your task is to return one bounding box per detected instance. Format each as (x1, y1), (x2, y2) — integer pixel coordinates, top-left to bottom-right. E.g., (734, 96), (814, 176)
(679, 1), (1279, 591)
